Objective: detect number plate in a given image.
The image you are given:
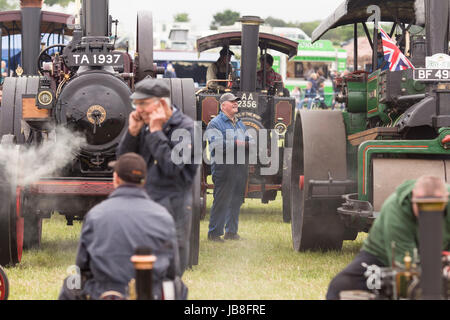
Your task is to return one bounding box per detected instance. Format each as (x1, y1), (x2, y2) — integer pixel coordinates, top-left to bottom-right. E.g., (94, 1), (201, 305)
(238, 92), (259, 109)
(66, 53), (124, 67)
(413, 68), (450, 82)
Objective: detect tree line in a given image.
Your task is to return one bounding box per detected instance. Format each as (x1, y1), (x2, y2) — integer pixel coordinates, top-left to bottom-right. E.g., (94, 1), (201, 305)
(0, 1), (368, 45)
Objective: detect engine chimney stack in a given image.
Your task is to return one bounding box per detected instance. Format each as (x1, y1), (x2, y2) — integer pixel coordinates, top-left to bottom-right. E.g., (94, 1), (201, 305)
(81, 0), (109, 37)
(20, 0), (43, 75)
(425, 0), (449, 56)
(240, 16), (264, 92)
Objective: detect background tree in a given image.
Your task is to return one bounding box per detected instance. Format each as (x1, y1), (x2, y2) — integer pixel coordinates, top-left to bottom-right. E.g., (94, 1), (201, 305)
(44, 0), (74, 7)
(174, 13), (190, 23)
(210, 9), (240, 30)
(264, 16), (296, 28)
(0, 0), (17, 10)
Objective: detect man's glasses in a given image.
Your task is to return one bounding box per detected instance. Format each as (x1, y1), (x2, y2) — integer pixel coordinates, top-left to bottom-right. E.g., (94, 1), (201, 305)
(132, 98), (159, 110)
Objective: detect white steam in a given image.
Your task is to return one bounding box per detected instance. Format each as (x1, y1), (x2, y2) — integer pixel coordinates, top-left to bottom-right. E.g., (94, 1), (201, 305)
(0, 127), (87, 186)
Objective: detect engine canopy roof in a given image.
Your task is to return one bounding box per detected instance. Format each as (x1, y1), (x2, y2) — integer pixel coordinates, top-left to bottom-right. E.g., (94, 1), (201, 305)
(196, 31), (299, 59)
(312, 0), (421, 42)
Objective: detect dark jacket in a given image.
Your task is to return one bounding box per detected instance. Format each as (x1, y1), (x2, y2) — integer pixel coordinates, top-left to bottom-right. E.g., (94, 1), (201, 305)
(76, 185), (180, 300)
(117, 107), (198, 198)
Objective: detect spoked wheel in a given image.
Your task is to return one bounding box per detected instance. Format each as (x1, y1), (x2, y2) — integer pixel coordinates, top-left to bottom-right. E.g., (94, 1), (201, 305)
(0, 135), (24, 266)
(290, 110), (348, 251)
(0, 265), (9, 300)
(135, 11), (154, 82)
(282, 147), (292, 223)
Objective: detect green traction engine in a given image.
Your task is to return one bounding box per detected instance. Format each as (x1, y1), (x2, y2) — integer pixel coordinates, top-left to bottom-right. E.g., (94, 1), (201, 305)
(287, 0), (450, 252)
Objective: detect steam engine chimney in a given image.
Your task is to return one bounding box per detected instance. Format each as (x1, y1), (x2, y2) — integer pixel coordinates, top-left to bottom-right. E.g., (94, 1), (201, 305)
(81, 0), (109, 37)
(239, 16), (264, 92)
(20, 0), (43, 75)
(425, 0), (449, 56)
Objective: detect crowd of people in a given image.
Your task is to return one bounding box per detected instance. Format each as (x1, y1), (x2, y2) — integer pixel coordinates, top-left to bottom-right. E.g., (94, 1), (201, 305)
(291, 68), (348, 111)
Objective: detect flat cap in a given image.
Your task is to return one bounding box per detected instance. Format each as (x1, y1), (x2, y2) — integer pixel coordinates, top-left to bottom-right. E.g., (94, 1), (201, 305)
(219, 92), (241, 104)
(109, 152), (147, 185)
(130, 78), (171, 100)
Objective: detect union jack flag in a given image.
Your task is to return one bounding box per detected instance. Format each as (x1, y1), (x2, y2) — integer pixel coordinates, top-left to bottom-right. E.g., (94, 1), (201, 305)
(379, 27), (415, 71)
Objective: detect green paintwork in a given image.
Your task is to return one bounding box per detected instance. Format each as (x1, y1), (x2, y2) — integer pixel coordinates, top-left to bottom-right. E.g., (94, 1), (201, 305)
(356, 128), (450, 201)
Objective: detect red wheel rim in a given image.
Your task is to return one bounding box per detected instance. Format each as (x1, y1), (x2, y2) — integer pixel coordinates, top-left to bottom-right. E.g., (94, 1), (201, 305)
(299, 175), (304, 191)
(0, 268), (7, 300)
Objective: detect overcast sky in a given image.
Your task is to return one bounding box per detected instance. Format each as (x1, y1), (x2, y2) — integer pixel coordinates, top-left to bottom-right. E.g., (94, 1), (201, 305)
(107, 0), (342, 34)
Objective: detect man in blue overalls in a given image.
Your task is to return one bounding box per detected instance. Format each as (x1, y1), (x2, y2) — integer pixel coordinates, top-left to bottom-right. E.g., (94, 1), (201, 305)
(206, 93), (250, 242)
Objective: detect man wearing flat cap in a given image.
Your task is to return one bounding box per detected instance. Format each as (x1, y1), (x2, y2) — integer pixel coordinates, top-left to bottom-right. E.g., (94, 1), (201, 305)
(206, 93), (252, 242)
(59, 153), (184, 300)
(206, 46), (236, 91)
(117, 78), (198, 276)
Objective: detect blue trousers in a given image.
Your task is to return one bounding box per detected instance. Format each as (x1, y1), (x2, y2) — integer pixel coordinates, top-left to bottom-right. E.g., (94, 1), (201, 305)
(208, 165), (248, 237)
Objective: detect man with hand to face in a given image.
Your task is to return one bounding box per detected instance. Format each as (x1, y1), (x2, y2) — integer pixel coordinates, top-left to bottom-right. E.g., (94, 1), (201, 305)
(117, 79), (198, 276)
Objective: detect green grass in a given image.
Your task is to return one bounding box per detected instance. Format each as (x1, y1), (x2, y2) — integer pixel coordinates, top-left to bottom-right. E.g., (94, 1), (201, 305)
(4, 193), (366, 300)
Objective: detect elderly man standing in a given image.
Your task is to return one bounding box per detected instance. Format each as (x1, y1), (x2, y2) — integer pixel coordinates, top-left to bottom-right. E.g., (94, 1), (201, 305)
(206, 93), (252, 242)
(117, 79), (198, 275)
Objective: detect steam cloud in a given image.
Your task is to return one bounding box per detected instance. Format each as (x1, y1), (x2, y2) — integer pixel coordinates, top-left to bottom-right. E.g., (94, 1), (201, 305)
(0, 127), (87, 187)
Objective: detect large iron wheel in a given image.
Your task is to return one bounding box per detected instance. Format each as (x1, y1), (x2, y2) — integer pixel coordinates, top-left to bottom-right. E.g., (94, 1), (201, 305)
(164, 78), (201, 267)
(290, 110), (348, 251)
(199, 164), (207, 220)
(0, 135), (24, 266)
(0, 265), (9, 300)
(282, 147), (292, 223)
(135, 11), (154, 82)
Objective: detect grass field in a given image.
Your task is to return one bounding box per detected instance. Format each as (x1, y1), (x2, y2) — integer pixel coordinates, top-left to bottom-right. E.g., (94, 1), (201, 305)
(4, 193), (366, 300)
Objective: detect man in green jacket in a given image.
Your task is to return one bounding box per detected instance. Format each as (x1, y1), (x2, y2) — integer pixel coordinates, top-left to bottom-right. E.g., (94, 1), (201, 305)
(326, 175), (450, 300)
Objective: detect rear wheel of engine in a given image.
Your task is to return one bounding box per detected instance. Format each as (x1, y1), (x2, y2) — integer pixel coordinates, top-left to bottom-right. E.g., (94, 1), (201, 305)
(135, 11), (154, 81)
(0, 135), (24, 266)
(0, 265), (9, 300)
(165, 78), (201, 267)
(282, 147), (292, 223)
(290, 110), (348, 251)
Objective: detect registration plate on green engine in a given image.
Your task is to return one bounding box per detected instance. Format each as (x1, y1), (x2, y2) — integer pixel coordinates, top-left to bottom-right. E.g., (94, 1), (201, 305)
(413, 68), (450, 82)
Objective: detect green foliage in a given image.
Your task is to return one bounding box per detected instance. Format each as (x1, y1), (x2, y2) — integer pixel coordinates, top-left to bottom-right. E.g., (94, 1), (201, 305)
(265, 16), (294, 28)
(0, 0), (18, 10)
(44, 0), (75, 7)
(262, 16), (389, 46)
(210, 9), (240, 30)
(174, 13), (190, 23)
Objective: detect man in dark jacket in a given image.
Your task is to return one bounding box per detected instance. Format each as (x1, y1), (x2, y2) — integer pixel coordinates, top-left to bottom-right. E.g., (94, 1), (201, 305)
(117, 79), (198, 275)
(59, 153), (183, 300)
(326, 175), (450, 300)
